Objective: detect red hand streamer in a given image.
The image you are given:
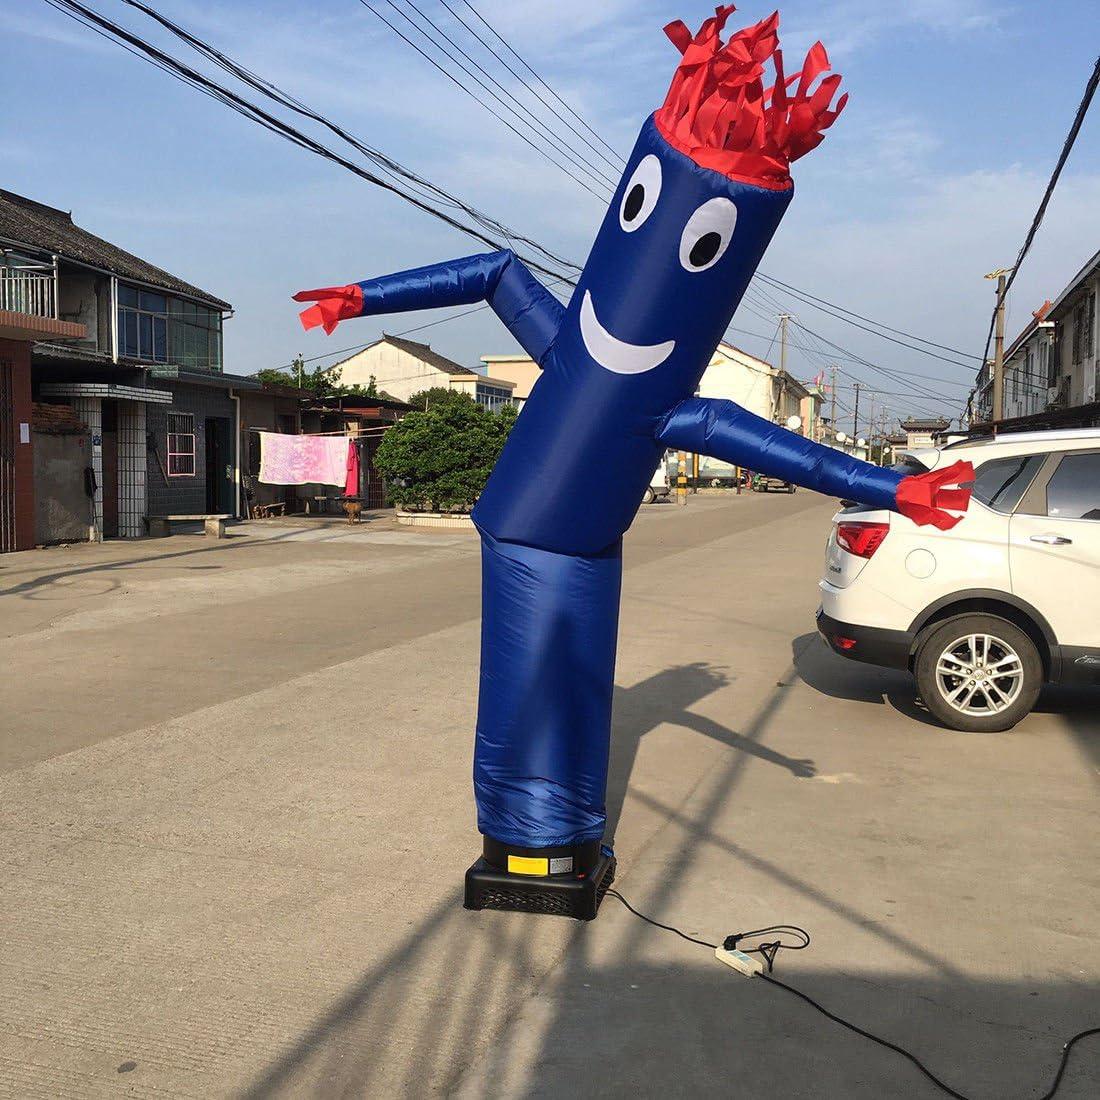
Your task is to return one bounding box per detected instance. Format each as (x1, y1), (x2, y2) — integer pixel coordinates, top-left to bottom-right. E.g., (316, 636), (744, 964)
(896, 461), (975, 531)
(292, 284), (364, 334)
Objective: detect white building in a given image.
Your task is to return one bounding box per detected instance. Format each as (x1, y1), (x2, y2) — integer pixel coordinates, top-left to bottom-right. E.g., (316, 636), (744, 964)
(1002, 303), (1054, 421)
(696, 342), (811, 427)
(331, 335), (515, 411)
(973, 248), (1099, 429)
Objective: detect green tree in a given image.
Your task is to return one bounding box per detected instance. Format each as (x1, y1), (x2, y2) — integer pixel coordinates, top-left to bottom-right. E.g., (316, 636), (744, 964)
(405, 386), (477, 411)
(374, 400), (517, 512)
(255, 356), (374, 397)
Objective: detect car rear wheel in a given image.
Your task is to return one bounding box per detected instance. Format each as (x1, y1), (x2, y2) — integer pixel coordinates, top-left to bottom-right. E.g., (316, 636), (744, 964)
(915, 615), (1042, 733)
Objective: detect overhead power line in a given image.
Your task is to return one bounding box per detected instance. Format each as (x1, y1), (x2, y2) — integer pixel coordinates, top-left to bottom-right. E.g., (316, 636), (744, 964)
(438, 0), (624, 175)
(356, 0), (613, 200)
(43, 0), (578, 286)
(115, 0), (579, 279)
(392, 0), (620, 189)
(757, 272), (982, 361)
(49, 0), (979, 381)
(974, 51), (1100, 381)
(455, 0), (626, 164)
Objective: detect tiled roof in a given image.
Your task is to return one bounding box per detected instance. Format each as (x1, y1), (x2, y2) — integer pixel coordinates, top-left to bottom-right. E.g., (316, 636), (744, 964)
(0, 190), (230, 310)
(381, 334), (474, 376)
(900, 417), (952, 431)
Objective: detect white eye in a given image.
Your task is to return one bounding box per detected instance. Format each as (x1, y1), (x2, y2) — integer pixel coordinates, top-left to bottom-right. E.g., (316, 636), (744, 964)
(679, 197), (738, 272)
(619, 154), (662, 232)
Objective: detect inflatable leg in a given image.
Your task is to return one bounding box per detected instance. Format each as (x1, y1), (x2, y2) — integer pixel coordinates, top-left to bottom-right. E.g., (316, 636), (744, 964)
(464, 531), (620, 918)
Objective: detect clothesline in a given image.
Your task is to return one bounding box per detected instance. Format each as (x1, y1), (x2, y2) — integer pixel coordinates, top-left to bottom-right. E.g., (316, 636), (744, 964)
(246, 426), (392, 437)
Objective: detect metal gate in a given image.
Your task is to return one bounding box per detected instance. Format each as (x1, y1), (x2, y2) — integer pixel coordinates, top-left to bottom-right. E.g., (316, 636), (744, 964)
(0, 359), (15, 553)
(358, 435), (388, 510)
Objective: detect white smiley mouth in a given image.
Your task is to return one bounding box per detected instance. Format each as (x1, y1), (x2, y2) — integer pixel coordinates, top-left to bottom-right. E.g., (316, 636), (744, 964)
(579, 290), (675, 374)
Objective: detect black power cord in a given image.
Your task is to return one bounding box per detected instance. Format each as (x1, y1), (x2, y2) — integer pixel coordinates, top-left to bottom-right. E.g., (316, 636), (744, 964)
(605, 890), (1099, 1100)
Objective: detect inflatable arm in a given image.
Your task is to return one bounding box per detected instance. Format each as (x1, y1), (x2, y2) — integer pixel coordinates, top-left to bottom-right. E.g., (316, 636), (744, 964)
(294, 250), (565, 365)
(658, 397), (973, 530)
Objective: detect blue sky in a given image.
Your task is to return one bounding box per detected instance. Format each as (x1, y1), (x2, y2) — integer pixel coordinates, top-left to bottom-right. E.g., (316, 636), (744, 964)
(3, 0), (1099, 430)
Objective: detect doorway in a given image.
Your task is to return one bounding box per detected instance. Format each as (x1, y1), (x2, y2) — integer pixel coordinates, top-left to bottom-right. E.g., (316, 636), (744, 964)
(101, 401), (119, 539)
(205, 416), (233, 514)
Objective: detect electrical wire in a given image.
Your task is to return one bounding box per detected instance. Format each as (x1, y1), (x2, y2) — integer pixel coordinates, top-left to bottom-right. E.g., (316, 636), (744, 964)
(115, 0), (580, 278)
(41, 0), (578, 288)
(46, 0), (990, 388)
(758, 272), (983, 362)
(605, 890), (1100, 1100)
(967, 50), (1100, 426)
(438, 0), (624, 175)
(974, 52), (1100, 381)
(456, 0), (626, 164)
(356, 0), (611, 200)
(387, 0), (619, 190)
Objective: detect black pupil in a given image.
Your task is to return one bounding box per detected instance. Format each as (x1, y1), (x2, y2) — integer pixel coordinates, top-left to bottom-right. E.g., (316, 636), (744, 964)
(690, 232), (722, 267)
(623, 184), (645, 221)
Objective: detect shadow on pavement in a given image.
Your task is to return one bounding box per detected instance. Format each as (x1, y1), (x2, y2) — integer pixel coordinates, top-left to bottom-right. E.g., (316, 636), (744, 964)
(507, 962), (1100, 1099)
(795, 632), (1100, 770)
(237, 665), (816, 1098)
(1041, 685), (1100, 785)
(606, 663), (817, 843)
(791, 632), (940, 727)
(234, 662), (1099, 1098)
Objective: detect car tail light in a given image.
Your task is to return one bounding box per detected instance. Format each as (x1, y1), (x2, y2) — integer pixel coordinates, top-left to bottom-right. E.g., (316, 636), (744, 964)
(835, 521), (889, 559)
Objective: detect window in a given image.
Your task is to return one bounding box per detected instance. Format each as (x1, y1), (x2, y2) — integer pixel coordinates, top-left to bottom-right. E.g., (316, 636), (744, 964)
(118, 284), (222, 370)
(972, 454), (1046, 514)
(475, 383), (513, 413)
(167, 413), (196, 477)
(1046, 452), (1100, 520)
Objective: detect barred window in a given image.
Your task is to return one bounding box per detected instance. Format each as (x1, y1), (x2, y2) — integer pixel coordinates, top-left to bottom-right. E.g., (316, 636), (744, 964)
(167, 413), (195, 477)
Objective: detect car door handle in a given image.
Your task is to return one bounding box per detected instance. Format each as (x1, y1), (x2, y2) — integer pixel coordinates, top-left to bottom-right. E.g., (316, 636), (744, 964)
(1030, 534), (1073, 545)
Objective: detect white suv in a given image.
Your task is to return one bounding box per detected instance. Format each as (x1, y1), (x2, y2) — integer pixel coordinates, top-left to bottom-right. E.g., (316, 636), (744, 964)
(817, 429), (1100, 732)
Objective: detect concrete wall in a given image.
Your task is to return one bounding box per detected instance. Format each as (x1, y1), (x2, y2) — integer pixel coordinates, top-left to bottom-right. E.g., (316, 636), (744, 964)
(480, 356), (541, 401)
(147, 382), (235, 516)
(696, 346), (775, 421)
(33, 430), (90, 544)
(57, 263), (107, 352)
(1052, 274), (1098, 408)
(334, 343), (479, 402)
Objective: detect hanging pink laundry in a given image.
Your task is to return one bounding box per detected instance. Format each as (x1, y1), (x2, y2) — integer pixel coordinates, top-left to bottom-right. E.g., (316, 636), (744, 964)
(258, 432), (351, 487)
(345, 439), (360, 498)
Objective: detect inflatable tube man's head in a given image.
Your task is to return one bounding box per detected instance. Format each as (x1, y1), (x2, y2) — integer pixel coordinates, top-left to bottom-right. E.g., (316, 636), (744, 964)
(570, 5), (848, 409)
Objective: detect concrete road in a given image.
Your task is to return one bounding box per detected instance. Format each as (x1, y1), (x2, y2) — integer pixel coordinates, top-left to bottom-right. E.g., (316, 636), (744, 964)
(0, 495), (1096, 1099)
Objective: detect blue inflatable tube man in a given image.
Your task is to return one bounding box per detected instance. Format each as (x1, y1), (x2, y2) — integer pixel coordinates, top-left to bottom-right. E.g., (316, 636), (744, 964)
(295, 7), (972, 918)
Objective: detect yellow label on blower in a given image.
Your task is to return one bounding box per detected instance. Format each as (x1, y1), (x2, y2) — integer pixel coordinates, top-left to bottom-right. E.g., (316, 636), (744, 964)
(507, 855), (549, 876)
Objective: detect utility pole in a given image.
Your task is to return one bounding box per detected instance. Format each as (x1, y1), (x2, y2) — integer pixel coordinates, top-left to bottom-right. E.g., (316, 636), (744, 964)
(852, 382), (861, 449)
(829, 365), (838, 440)
(985, 268), (1011, 423)
(867, 392), (876, 459)
(779, 313), (790, 376)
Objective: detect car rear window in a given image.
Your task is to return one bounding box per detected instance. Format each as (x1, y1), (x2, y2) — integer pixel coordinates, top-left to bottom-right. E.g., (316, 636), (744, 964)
(891, 457), (930, 476)
(1046, 452), (1100, 520)
(972, 454), (1046, 514)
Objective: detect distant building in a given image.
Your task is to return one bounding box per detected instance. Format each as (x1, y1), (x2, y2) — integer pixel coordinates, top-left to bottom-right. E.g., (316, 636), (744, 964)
(0, 188), (262, 545)
(479, 354), (540, 410)
(696, 342), (810, 428)
(331, 335), (515, 411)
(899, 417), (952, 449)
(972, 248), (1099, 431)
(691, 342), (811, 481)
